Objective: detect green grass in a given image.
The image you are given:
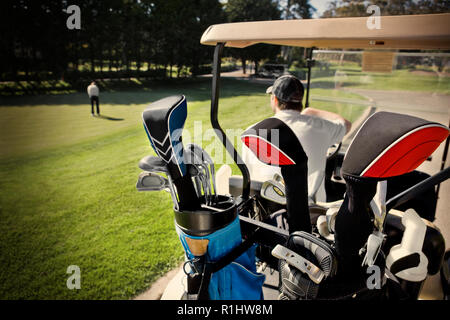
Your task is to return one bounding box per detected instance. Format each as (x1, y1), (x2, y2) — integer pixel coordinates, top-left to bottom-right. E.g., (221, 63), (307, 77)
(310, 62), (450, 94)
(0, 78), (367, 299)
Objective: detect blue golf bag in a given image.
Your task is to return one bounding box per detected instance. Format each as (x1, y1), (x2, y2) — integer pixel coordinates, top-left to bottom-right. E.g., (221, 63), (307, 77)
(140, 95), (265, 300)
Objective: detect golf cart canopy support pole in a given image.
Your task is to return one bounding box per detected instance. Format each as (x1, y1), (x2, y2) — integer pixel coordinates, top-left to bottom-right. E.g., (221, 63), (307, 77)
(211, 43), (251, 200)
(436, 119), (450, 196)
(305, 48), (314, 109)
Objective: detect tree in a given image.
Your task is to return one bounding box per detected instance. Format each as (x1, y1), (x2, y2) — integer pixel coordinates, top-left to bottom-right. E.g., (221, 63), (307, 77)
(277, 0), (315, 64)
(322, 0), (450, 18)
(279, 0), (316, 19)
(322, 0), (367, 18)
(225, 0), (281, 73)
(147, 0), (225, 78)
(0, 0), (227, 84)
(415, 0), (450, 14)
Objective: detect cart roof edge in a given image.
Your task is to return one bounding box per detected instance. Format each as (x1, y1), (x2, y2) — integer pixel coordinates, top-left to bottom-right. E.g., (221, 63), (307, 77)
(200, 13), (450, 50)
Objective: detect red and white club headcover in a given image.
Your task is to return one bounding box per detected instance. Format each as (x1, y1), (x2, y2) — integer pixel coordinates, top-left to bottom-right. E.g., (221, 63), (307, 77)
(342, 112), (449, 179)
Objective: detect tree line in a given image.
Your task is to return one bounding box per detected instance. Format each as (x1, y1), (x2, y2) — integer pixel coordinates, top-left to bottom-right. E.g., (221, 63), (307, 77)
(0, 0), (226, 82)
(322, 0), (449, 18)
(0, 0), (315, 83)
(0, 0), (447, 84)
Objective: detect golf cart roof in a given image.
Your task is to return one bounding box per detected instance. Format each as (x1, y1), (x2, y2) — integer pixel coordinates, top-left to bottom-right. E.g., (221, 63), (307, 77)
(200, 13), (450, 50)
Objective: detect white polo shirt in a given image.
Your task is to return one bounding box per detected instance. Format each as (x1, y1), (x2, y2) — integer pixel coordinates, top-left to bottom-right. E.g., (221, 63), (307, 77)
(87, 84), (99, 97)
(242, 109), (346, 202)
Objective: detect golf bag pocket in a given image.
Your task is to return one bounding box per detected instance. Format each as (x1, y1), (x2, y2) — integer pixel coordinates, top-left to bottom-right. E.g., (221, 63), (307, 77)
(175, 200), (265, 300)
(208, 245), (265, 300)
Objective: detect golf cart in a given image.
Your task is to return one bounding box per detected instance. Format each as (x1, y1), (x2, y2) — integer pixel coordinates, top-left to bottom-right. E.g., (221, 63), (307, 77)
(137, 13), (450, 300)
(256, 63), (289, 78)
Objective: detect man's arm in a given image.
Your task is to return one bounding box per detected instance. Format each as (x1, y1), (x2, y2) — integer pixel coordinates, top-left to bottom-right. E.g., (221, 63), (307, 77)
(301, 107), (352, 134)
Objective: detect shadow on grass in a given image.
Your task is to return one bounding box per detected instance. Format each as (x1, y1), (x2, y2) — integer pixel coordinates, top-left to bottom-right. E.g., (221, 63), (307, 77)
(0, 78), (268, 107)
(95, 114), (124, 121)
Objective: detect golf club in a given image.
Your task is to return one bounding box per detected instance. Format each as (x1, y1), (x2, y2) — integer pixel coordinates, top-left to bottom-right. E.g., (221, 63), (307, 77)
(137, 155), (180, 209)
(187, 144), (216, 203)
(139, 155), (170, 173)
(136, 171), (179, 210)
(273, 173), (284, 185)
(185, 146), (214, 205)
(197, 163), (211, 205)
(260, 179), (287, 205)
(187, 163), (203, 198)
(185, 148), (208, 202)
(136, 171), (168, 191)
(201, 163), (213, 205)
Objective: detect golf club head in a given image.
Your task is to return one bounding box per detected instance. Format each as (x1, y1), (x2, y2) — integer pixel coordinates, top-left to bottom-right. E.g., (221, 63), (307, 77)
(139, 155), (169, 173)
(186, 143), (214, 165)
(196, 163), (212, 205)
(187, 163), (203, 198)
(185, 146), (215, 204)
(260, 179), (287, 205)
(136, 172), (169, 191)
(200, 163), (212, 204)
(273, 173), (285, 185)
(186, 143), (216, 195)
(185, 149), (205, 199)
(136, 171), (180, 210)
(187, 163), (200, 176)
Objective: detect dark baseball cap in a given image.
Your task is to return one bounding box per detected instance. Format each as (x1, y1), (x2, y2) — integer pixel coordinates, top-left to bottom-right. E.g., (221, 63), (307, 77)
(266, 75), (304, 103)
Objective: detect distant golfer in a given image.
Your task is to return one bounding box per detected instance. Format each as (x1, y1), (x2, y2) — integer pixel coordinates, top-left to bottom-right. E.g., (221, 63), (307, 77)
(87, 81), (100, 116)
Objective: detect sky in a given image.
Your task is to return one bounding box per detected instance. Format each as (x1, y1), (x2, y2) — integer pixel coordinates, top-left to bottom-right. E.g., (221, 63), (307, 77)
(310, 0), (332, 18)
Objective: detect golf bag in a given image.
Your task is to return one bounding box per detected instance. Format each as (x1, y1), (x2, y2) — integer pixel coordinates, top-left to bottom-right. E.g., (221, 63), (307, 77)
(175, 203), (265, 300)
(242, 111), (449, 300)
(139, 95), (265, 300)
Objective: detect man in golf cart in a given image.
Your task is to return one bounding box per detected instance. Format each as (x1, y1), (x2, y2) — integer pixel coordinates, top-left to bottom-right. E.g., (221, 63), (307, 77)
(242, 75), (352, 203)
